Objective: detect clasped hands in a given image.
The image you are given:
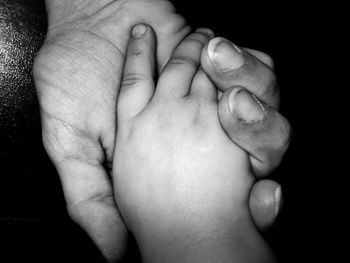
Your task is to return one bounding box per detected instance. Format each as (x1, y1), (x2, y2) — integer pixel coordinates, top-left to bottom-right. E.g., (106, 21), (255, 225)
(34, 0), (291, 261)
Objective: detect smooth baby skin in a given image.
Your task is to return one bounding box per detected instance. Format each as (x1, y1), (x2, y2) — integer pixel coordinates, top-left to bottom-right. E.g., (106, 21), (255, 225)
(114, 25), (275, 263)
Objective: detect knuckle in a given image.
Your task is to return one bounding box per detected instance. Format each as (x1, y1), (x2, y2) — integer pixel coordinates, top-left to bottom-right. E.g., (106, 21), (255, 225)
(157, 0), (176, 13)
(257, 112), (292, 170)
(129, 44), (144, 57)
(267, 70), (278, 91)
(156, 2), (186, 29)
(274, 115), (292, 153)
(261, 67), (278, 104)
(281, 118), (292, 148)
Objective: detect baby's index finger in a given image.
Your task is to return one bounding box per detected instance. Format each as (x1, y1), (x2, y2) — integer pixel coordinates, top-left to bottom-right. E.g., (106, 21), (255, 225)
(155, 28), (214, 99)
(117, 24), (156, 122)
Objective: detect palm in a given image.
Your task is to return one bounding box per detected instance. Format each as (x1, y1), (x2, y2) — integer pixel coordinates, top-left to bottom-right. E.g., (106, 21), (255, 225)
(34, 27), (128, 261)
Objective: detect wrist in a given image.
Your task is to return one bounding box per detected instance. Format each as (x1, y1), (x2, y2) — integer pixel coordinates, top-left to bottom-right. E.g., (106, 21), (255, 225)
(135, 220), (275, 263)
(131, 212), (276, 263)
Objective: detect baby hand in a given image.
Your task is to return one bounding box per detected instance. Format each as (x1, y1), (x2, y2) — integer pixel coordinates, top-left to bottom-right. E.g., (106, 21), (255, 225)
(113, 25), (273, 262)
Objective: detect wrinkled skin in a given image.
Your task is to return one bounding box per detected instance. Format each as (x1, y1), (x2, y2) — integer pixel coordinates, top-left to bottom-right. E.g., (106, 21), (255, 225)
(34, 1), (191, 260)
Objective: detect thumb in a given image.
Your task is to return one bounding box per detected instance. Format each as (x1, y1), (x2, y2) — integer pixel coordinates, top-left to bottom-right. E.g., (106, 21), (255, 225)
(201, 37), (279, 108)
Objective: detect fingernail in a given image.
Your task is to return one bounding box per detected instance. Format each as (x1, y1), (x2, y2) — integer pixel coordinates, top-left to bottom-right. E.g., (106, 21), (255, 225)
(229, 88), (265, 122)
(274, 186), (282, 217)
(208, 37), (244, 72)
(132, 24), (148, 38)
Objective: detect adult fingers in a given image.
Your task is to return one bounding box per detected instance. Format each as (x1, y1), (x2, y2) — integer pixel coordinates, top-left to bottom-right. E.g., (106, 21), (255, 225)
(58, 160), (128, 261)
(218, 87), (291, 177)
(201, 37), (279, 108)
(249, 180), (283, 231)
(39, 119), (128, 261)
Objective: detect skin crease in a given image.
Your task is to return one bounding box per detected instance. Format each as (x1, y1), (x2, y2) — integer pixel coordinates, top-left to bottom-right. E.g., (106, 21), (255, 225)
(1, 0), (290, 261)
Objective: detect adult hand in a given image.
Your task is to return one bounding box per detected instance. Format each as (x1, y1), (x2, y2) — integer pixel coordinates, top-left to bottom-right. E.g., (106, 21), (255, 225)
(34, 0), (189, 261)
(201, 37), (291, 229)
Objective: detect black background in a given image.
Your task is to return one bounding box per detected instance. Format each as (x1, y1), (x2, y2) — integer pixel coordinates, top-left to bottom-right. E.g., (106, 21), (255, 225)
(0, 0), (339, 262)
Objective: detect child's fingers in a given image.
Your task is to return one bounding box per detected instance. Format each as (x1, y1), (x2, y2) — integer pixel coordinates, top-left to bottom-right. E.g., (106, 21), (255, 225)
(118, 24), (156, 122)
(155, 28), (213, 99)
(189, 68), (217, 102)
